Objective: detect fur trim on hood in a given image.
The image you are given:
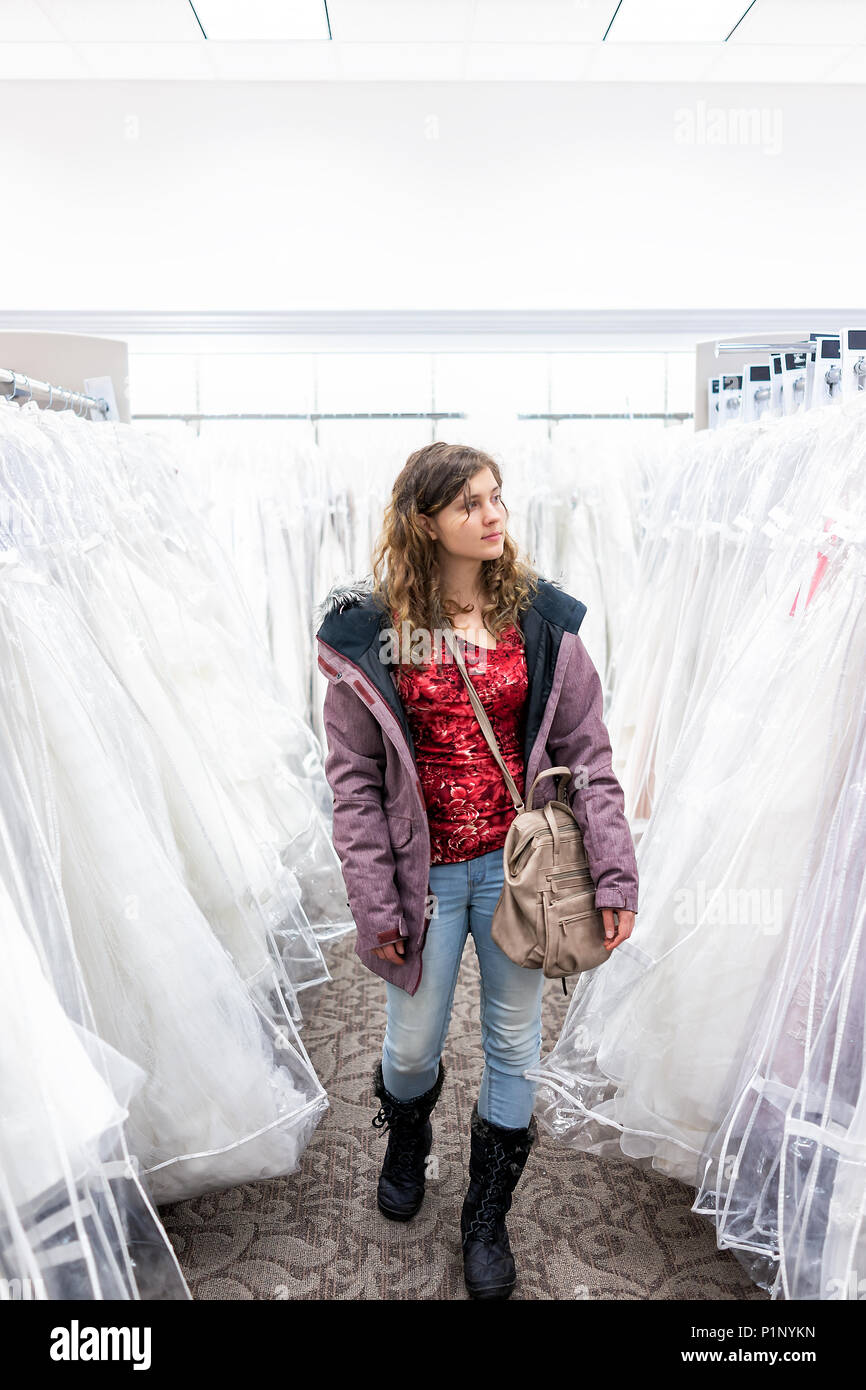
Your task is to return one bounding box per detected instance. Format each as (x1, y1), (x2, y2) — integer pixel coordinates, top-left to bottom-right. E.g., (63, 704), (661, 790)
(314, 571), (566, 628)
(314, 575), (376, 626)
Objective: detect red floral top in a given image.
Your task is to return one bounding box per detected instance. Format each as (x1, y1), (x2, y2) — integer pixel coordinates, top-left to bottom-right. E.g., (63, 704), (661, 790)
(394, 624), (529, 864)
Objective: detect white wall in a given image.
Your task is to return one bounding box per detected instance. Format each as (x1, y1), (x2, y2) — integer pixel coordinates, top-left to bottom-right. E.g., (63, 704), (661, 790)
(1, 80), (863, 312)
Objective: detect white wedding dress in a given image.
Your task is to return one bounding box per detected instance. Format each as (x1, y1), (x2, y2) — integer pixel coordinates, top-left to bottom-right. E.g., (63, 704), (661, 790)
(0, 399), (332, 1252)
(11, 579), (327, 1202)
(0, 559), (189, 1297)
(41, 409), (352, 973)
(529, 394), (866, 1300)
(693, 567), (866, 1298)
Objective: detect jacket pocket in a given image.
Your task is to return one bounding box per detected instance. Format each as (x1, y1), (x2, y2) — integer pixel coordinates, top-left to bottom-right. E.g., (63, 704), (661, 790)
(386, 813), (413, 849)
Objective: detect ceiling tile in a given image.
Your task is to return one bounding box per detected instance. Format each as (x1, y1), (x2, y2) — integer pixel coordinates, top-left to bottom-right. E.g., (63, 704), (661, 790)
(204, 42), (340, 77)
(0, 0), (64, 40)
(816, 46), (866, 80)
(333, 42), (466, 79)
(73, 42), (217, 79)
(465, 43), (597, 80)
(0, 1), (863, 84)
(35, 0), (202, 41)
(703, 43), (854, 82)
(731, 0), (866, 45)
(0, 42), (89, 76)
(586, 41), (725, 80)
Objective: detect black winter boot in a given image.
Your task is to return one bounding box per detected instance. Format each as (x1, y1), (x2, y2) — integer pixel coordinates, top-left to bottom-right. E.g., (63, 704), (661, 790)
(460, 1104), (537, 1300)
(371, 1061), (445, 1221)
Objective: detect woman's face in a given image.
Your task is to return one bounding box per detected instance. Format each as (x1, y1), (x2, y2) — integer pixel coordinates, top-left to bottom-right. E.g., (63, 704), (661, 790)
(419, 466), (506, 563)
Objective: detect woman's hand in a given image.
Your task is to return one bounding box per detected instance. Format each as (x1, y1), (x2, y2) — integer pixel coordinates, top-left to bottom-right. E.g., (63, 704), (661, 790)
(372, 941), (407, 965)
(602, 908), (635, 952)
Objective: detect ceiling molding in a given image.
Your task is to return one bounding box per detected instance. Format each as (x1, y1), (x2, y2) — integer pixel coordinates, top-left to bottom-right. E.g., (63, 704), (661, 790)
(0, 309), (859, 339)
(0, 41), (862, 83)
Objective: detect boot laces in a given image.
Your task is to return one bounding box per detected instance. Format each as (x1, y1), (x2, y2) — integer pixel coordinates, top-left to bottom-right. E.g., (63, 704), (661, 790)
(391, 1136), (428, 1176)
(465, 1139), (514, 1243)
(372, 1103), (429, 1174)
(372, 1100), (423, 1132)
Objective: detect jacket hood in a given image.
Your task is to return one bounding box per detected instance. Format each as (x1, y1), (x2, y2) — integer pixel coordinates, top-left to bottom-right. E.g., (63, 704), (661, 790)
(314, 575), (379, 626)
(315, 572), (585, 645)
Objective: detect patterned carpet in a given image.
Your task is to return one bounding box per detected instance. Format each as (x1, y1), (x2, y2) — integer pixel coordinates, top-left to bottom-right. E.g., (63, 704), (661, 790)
(159, 932), (767, 1301)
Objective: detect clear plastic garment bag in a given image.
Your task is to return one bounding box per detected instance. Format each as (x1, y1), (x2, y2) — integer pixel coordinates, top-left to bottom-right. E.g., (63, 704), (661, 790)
(529, 392), (866, 1299)
(0, 574), (188, 1299)
(0, 396), (338, 1294)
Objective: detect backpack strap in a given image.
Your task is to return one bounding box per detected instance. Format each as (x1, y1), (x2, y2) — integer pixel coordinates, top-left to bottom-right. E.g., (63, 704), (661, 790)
(442, 627), (525, 813)
(526, 766), (574, 812)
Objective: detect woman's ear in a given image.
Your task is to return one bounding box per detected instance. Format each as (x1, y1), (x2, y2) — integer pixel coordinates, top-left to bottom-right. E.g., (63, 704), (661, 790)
(417, 514), (437, 541)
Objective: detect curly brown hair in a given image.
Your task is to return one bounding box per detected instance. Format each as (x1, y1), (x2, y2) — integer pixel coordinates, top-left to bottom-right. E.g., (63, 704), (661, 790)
(371, 442), (539, 650)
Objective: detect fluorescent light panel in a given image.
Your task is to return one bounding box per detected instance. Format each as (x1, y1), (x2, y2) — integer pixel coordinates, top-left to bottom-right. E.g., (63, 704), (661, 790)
(327, 0), (475, 43)
(606, 1), (753, 43)
(327, 0), (616, 44)
(469, 0), (620, 43)
(195, 0), (331, 41)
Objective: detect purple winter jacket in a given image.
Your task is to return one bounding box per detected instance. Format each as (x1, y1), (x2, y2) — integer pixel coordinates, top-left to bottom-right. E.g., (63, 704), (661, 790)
(316, 576), (639, 996)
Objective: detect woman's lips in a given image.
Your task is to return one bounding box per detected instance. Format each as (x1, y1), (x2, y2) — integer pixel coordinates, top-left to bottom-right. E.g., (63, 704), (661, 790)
(482, 531), (502, 540)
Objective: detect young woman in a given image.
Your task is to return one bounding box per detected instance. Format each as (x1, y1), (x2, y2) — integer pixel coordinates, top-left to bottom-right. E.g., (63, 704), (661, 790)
(316, 441), (638, 1300)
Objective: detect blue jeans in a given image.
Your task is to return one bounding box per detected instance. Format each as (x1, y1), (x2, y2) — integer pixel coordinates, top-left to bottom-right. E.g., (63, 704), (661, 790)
(381, 847), (544, 1129)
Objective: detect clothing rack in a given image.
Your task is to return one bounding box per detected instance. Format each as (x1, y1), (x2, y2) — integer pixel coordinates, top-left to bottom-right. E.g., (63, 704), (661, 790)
(132, 411), (466, 421)
(135, 410), (694, 423)
(714, 340), (816, 355)
(133, 410), (466, 443)
(0, 368), (109, 417)
(134, 408), (691, 446)
(519, 411), (692, 421)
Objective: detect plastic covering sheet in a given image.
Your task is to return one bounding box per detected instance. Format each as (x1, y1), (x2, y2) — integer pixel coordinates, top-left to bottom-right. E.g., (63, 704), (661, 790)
(0, 400), (354, 1002)
(0, 397), (340, 1294)
(527, 393), (866, 1299)
(0, 607), (188, 1299)
(694, 664), (866, 1300)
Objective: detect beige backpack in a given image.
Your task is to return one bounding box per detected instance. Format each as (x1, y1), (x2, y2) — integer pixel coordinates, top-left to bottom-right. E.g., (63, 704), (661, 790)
(443, 628), (610, 986)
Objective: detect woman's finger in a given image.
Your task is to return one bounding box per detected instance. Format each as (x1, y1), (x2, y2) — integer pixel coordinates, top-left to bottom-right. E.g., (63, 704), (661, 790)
(373, 942), (407, 965)
(602, 910), (635, 951)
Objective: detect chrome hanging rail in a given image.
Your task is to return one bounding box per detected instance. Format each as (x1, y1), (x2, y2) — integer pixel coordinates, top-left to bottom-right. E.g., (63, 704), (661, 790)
(519, 411), (692, 421)
(132, 411), (465, 421)
(714, 339), (816, 355)
(0, 368), (109, 417)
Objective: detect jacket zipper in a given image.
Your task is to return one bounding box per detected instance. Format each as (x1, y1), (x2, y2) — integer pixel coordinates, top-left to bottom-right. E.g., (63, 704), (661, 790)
(318, 640), (428, 823)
